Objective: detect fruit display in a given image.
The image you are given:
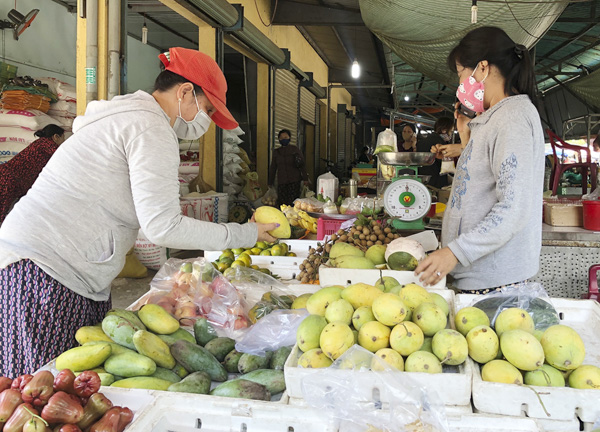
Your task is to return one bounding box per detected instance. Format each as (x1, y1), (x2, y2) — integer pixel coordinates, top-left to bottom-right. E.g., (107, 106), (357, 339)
(453, 305), (598, 391)
(294, 279), (464, 373)
(212, 241), (296, 279)
(247, 292), (297, 324)
(55, 310), (292, 401)
(280, 204), (318, 234)
(296, 217), (418, 283)
(0, 369), (133, 431)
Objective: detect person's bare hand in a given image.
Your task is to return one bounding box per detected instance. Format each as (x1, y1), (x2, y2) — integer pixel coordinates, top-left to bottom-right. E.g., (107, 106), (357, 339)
(431, 144), (444, 159)
(257, 223), (278, 243)
(437, 144), (463, 159)
(414, 247), (459, 287)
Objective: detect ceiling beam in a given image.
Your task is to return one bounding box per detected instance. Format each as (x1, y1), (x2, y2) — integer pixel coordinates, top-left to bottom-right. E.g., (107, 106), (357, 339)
(297, 26), (332, 68)
(545, 30), (598, 45)
(536, 38), (600, 76)
(537, 23), (599, 62)
(332, 26), (354, 63)
(272, 0), (363, 26)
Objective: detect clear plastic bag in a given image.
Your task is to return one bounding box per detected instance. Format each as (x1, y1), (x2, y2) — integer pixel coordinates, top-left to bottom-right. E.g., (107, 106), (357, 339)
(294, 197), (325, 212)
(469, 282), (560, 330)
(261, 186), (278, 206)
(440, 159), (456, 175)
(301, 345), (449, 432)
(135, 258), (250, 335)
(235, 309), (309, 356)
(374, 128), (398, 155)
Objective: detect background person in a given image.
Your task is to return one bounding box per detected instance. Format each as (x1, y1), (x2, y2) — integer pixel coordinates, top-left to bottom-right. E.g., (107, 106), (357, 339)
(417, 117), (454, 188)
(0, 124), (65, 225)
(0, 48), (277, 377)
(268, 129), (309, 206)
(398, 123), (417, 152)
(415, 27), (545, 293)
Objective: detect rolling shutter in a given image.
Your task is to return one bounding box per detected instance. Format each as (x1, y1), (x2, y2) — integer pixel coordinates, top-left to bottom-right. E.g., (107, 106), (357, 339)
(274, 69), (299, 146)
(300, 87), (316, 124)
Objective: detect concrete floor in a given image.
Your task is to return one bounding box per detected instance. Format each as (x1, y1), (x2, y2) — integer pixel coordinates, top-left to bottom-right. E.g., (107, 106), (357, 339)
(111, 250), (204, 309)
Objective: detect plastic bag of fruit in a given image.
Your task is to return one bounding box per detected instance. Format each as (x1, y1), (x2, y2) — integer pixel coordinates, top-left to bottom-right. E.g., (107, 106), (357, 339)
(301, 345), (449, 432)
(261, 186), (278, 206)
(469, 282), (559, 331)
(136, 257), (251, 335)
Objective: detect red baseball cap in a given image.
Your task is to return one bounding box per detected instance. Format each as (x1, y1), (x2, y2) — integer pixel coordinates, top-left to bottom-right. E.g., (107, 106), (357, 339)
(159, 47), (238, 130)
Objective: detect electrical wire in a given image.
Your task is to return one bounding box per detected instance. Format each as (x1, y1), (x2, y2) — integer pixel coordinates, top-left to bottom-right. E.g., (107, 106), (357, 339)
(254, 0), (278, 27)
(504, 0), (547, 44)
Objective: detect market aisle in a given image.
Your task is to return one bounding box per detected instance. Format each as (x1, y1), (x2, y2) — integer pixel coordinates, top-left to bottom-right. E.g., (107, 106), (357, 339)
(111, 271), (156, 309)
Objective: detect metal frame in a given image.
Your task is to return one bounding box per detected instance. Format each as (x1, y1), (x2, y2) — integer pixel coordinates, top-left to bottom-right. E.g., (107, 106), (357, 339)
(562, 114), (600, 143)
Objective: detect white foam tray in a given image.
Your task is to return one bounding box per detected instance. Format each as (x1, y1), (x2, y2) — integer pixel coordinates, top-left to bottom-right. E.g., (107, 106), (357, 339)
(127, 393), (337, 431)
(318, 267), (447, 290)
(456, 294), (600, 423)
(205, 239), (320, 263)
(284, 290), (475, 407)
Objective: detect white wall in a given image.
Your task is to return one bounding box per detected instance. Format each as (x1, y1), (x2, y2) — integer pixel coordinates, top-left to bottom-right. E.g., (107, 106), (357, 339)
(0, 0), (76, 84)
(126, 37), (161, 94)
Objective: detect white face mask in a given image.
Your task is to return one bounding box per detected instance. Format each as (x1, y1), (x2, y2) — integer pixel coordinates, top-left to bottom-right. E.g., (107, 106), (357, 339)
(173, 89), (212, 140)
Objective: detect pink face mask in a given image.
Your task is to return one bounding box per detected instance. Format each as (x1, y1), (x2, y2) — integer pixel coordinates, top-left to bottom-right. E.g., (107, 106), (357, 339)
(456, 63), (488, 113)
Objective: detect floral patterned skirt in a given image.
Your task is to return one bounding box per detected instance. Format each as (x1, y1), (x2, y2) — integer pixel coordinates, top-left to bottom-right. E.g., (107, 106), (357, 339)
(0, 259), (111, 377)
(277, 182), (302, 207)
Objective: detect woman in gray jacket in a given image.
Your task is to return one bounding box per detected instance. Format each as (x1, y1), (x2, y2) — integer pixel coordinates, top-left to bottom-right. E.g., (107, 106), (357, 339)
(416, 27), (544, 292)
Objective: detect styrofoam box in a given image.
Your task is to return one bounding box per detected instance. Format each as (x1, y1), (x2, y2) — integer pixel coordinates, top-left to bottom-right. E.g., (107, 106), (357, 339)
(284, 290), (475, 407)
(127, 393), (338, 431)
(456, 294), (600, 423)
(445, 414), (541, 432)
(205, 239), (320, 263)
(319, 267), (447, 290)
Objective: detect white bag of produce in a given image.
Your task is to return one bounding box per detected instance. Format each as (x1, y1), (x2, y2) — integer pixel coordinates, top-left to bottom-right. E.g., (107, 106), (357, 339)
(37, 77), (77, 102)
(223, 153), (243, 166)
(134, 230), (170, 271)
(224, 172), (243, 185)
(223, 129), (243, 145)
(223, 141), (240, 154)
(49, 100), (77, 116)
(179, 160), (200, 174)
(0, 126), (36, 143)
(224, 163), (243, 176)
(0, 109), (56, 130)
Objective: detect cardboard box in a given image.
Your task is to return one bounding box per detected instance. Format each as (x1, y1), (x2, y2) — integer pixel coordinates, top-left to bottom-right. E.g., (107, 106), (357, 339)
(543, 202), (583, 227)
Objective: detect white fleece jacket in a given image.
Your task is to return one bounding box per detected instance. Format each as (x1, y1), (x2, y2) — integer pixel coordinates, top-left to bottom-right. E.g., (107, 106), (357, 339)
(0, 91), (257, 301)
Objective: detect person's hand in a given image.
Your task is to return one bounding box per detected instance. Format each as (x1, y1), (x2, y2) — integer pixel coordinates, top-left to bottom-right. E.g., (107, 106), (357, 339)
(431, 144), (444, 159)
(437, 144), (463, 159)
(454, 102), (471, 145)
(414, 247), (459, 287)
(256, 222), (278, 243)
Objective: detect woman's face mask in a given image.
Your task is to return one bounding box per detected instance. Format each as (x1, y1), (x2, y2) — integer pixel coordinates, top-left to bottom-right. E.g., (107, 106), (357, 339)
(456, 62), (488, 114)
(279, 138), (290, 146)
(173, 89), (212, 140)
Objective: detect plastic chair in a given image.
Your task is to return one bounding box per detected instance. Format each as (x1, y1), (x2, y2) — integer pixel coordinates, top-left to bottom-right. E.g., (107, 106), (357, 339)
(581, 264), (600, 301)
(547, 129), (597, 196)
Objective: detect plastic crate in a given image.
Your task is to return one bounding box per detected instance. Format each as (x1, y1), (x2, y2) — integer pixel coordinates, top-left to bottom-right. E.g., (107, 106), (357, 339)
(456, 295), (600, 423)
(284, 290), (475, 407)
(317, 217), (344, 240)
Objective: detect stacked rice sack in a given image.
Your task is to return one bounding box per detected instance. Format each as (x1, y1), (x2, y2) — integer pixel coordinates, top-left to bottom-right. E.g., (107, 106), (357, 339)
(0, 76), (60, 164)
(38, 77), (77, 132)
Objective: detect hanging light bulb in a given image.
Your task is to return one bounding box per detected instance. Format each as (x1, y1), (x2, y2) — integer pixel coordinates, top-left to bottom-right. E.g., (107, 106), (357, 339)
(404, 95), (409, 101)
(471, 0), (478, 23)
(142, 15), (148, 45)
(351, 59), (360, 79)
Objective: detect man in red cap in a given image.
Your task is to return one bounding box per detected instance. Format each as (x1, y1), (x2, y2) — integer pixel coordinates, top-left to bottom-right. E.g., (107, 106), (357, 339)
(0, 47), (278, 377)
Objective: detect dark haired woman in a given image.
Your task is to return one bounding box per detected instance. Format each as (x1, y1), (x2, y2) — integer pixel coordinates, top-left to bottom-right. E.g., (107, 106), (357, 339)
(417, 117), (454, 189)
(0, 124), (65, 224)
(398, 123), (417, 152)
(268, 129), (309, 206)
(415, 27), (544, 292)
(0, 48), (278, 376)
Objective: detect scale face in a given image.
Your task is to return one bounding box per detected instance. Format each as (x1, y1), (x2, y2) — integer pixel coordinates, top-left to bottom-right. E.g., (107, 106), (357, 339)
(383, 178), (432, 222)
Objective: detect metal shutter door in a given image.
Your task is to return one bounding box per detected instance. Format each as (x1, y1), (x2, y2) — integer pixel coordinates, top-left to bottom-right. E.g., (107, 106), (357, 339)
(299, 87), (316, 124)
(337, 111), (346, 169)
(274, 69), (299, 146)
(345, 117), (353, 170)
(314, 103), (320, 176)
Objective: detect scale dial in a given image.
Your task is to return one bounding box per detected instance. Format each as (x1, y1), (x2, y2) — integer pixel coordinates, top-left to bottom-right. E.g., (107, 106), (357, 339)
(383, 178), (432, 221)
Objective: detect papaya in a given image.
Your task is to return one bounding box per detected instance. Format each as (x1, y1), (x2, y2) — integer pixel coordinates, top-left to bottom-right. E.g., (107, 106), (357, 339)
(167, 371), (211, 395)
(138, 304), (180, 335)
(238, 352), (272, 374)
(204, 337), (236, 362)
(102, 315), (139, 350)
(106, 309), (147, 331)
(270, 346), (292, 370)
(56, 343), (112, 371)
(104, 352), (156, 377)
(111, 377), (172, 391)
(133, 330), (176, 369)
(224, 350), (244, 374)
(170, 340), (228, 382)
(209, 379), (271, 401)
(151, 367), (181, 383)
(239, 369), (285, 394)
(193, 318), (217, 346)
(75, 326), (112, 345)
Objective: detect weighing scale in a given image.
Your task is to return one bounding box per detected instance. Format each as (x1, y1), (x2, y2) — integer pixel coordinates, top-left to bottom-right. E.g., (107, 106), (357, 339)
(378, 152), (436, 230)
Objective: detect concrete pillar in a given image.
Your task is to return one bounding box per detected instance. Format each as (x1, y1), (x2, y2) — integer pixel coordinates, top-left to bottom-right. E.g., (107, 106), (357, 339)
(256, 63), (270, 192)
